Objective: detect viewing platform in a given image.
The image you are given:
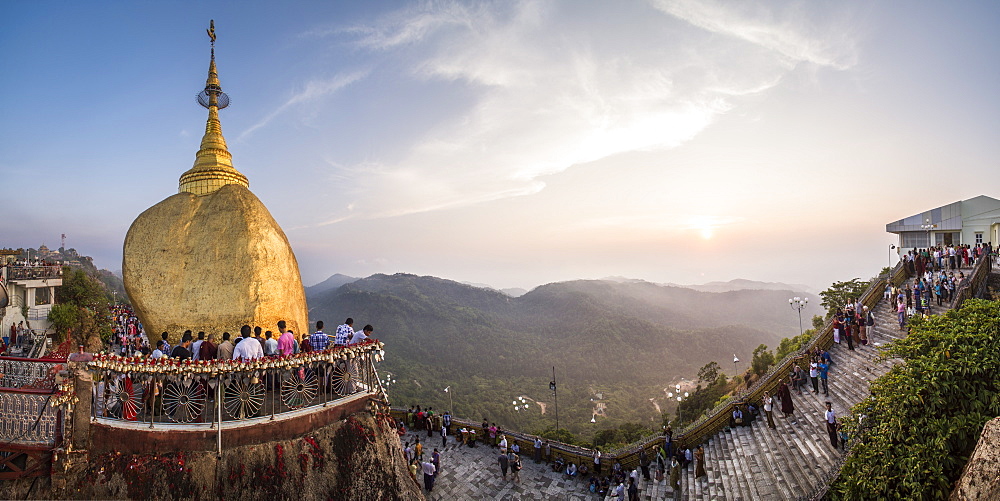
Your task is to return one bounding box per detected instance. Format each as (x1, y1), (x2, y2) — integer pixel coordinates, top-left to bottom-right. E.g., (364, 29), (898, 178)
(0, 339), (391, 481)
(87, 340), (388, 453)
(4, 265), (63, 283)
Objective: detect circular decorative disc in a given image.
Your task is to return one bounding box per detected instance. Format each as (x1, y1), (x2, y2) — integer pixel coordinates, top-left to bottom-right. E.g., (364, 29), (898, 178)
(105, 376), (143, 420)
(162, 380), (206, 423)
(281, 368), (318, 409)
(224, 376), (265, 419)
(331, 360), (360, 397)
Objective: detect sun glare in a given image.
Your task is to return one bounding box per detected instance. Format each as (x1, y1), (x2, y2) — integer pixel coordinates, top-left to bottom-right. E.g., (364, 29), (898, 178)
(700, 227), (714, 239)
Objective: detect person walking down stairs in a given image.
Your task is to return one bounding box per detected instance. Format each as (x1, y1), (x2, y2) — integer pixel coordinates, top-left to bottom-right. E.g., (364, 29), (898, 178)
(694, 445), (706, 479)
(825, 402), (839, 449)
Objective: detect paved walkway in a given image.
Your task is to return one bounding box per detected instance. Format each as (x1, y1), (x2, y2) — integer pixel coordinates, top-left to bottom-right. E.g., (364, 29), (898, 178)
(402, 431), (681, 500)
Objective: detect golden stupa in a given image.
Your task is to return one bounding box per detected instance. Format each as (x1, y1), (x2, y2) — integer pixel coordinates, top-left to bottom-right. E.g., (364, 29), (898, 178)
(123, 22), (308, 339)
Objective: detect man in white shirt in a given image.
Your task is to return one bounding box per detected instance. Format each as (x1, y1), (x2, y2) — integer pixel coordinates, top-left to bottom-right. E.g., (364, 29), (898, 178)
(421, 459), (437, 492)
(351, 324), (373, 345)
(232, 325), (264, 360)
(150, 340), (166, 359)
(825, 401), (839, 448)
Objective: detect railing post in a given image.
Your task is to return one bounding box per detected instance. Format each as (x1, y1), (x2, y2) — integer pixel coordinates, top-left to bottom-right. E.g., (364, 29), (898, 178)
(216, 379), (222, 458)
(68, 361), (92, 450)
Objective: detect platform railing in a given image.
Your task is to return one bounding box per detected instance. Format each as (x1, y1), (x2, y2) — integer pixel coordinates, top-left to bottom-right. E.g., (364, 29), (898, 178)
(89, 340), (386, 428)
(4, 266), (63, 281)
(952, 255), (993, 309)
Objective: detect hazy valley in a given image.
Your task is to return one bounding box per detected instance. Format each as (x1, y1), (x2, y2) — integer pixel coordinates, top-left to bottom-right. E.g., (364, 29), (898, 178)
(307, 273), (822, 441)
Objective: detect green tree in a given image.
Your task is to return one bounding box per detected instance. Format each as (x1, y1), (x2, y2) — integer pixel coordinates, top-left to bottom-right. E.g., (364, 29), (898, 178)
(697, 361), (720, 384)
(540, 427), (577, 445)
(750, 344), (774, 376)
(48, 303), (79, 343)
(775, 330), (813, 361)
(593, 428), (619, 447)
(675, 374), (731, 426)
(54, 267), (114, 350)
(830, 299), (1000, 500)
(618, 422), (648, 443)
(818, 278), (871, 319)
(811, 314), (825, 330)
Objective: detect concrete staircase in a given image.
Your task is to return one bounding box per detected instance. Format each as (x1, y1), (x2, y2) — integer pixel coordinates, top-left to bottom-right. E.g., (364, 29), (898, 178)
(628, 298), (919, 500)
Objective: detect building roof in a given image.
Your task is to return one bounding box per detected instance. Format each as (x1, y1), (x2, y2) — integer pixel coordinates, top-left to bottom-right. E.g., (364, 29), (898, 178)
(886, 195), (1000, 233)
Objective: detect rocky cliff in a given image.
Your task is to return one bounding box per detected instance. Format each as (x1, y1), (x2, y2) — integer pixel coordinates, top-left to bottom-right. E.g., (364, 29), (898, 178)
(3, 411), (423, 500)
(950, 416), (1000, 501)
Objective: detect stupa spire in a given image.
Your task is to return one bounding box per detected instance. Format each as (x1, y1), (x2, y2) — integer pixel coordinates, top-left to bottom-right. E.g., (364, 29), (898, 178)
(179, 20), (249, 196)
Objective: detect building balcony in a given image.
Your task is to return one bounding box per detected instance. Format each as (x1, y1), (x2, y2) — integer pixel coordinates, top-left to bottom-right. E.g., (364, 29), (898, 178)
(6, 266), (63, 282)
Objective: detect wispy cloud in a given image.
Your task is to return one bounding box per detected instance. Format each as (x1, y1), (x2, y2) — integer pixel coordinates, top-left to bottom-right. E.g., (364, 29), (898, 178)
(239, 70), (369, 140)
(650, 0), (860, 70)
(343, 2), (480, 50)
(305, 0), (859, 225)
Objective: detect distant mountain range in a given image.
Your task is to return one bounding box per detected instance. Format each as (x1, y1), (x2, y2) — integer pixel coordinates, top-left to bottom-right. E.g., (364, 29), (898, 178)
(305, 273), (360, 296)
(305, 272), (823, 436)
(604, 276), (818, 295)
(308, 275), (813, 299)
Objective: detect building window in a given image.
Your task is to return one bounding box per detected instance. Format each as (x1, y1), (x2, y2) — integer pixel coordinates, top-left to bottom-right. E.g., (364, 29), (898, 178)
(934, 232), (960, 246)
(976, 232), (983, 244)
(901, 232), (929, 248)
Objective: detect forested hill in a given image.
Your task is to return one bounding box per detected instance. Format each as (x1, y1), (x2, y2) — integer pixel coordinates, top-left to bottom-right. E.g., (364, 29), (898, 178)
(307, 273), (821, 436)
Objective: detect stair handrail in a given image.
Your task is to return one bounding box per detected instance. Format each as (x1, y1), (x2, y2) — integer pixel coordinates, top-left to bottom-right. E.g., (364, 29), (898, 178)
(953, 255), (993, 309)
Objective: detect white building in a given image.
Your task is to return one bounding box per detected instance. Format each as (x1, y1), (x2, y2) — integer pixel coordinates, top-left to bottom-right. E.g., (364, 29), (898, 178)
(1, 258), (62, 341)
(886, 195), (1000, 252)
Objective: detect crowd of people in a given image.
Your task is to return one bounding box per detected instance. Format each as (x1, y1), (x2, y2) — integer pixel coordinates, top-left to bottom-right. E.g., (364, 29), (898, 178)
(110, 305), (148, 356)
(401, 406), (453, 493)
(401, 407), (564, 495)
(138, 317), (376, 362)
(900, 243), (991, 277)
(888, 272), (965, 330)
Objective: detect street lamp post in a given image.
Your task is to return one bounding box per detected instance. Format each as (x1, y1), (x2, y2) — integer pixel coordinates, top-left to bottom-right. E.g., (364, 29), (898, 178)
(788, 296), (808, 335)
(444, 386), (454, 413)
(889, 244), (897, 276)
(667, 384), (690, 402)
(549, 366), (559, 432)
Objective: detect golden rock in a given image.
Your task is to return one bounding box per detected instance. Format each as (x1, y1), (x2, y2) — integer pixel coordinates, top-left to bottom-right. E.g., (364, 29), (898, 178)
(123, 30), (308, 341)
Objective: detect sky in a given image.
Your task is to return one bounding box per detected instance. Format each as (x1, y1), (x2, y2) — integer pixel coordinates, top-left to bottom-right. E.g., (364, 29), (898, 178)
(2, 1), (999, 293)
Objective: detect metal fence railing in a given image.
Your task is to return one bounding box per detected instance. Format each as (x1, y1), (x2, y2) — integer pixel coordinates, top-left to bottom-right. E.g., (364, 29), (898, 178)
(89, 340), (387, 428)
(4, 266), (63, 281)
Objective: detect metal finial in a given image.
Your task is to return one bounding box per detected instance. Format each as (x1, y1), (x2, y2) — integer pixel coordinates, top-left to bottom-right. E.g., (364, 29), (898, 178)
(207, 20), (216, 45)
(197, 20), (229, 110)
